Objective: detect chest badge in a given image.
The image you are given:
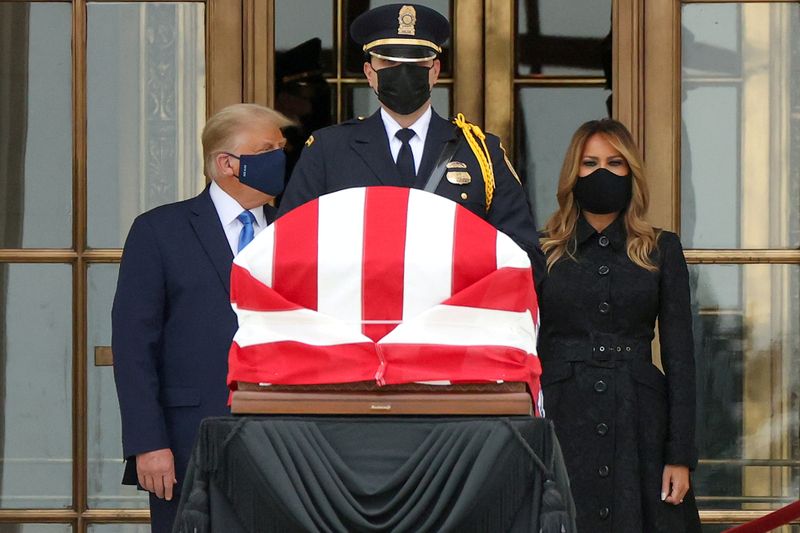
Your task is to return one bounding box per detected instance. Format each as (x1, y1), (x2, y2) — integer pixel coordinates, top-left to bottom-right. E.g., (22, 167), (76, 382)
(446, 161), (471, 185)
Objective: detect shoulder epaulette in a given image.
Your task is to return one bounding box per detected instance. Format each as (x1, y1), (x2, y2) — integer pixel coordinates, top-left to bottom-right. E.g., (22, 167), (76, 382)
(499, 143), (522, 185)
(341, 116), (366, 125)
(453, 113), (495, 212)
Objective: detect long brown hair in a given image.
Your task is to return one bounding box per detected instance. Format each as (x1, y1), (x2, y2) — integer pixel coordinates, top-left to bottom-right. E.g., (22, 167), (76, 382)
(540, 119), (659, 271)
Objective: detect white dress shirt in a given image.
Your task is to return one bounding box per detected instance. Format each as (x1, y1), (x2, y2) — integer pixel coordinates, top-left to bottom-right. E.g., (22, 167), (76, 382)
(209, 181), (267, 256)
(381, 106), (432, 175)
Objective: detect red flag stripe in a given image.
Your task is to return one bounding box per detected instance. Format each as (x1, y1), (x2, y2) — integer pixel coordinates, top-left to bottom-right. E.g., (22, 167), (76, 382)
(230, 263), (302, 312)
(273, 199), (319, 310)
(362, 187), (409, 341)
(452, 205), (497, 295)
(444, 267), (538, 314)
(228, 341), (378, 386)
(380, 344), (542, 416)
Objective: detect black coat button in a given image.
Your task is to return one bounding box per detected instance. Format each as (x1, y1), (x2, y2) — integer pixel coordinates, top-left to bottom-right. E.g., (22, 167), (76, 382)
(598, 235), (610, 247)
(598, 301), (610, 314)
(599, 507), (610, 519)
(594, 380), (607, 393)
(598, 465), (610, 477)
(596, 423), (609, 435)
(598, 265), (610, 275)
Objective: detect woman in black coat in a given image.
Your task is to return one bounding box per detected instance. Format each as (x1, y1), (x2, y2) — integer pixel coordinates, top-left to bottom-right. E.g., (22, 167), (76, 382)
(538, 119), (701, 532)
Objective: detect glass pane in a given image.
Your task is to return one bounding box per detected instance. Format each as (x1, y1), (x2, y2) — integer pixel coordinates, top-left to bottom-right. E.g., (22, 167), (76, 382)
(681, 4), (800, 249)
(87, 2), (206, 249)
(681, 84), (739, 249)
(87, 264), (148, 509)
(0, 526), (71, 533)
(343, 0), (453, 76)
(278, 80), (336, 180)
(0, 3), (72, 248)
(275, 0), (334, 76)
(343, 85), (450, 122)
(516, 0), (611, 77)
(691, 264), (800, 510)
(682, 4), (741, 79)
(515, 87), (610, 228)
(0, 264), (71, 508)
(87, 525), (149, 533)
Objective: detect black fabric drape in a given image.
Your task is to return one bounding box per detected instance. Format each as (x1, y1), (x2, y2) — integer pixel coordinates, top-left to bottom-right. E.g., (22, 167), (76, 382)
(174, 416), (575, 533)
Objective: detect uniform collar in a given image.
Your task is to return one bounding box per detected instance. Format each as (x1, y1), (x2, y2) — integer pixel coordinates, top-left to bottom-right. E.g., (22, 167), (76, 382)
(576, 213), (627, 249)
(380, 105), (432, 145)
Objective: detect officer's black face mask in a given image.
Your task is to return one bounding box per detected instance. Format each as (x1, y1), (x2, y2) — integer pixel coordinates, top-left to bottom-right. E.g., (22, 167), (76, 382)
(573, 167), (633, 215)
(373, 63), (432, 115)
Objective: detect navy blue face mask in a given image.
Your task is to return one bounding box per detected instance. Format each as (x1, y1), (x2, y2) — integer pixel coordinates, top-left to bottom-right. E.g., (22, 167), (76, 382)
(228, 149), (286, 196)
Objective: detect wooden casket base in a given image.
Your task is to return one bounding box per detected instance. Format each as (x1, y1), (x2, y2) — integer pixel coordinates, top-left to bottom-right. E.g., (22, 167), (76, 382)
(231, 382), (532, 416)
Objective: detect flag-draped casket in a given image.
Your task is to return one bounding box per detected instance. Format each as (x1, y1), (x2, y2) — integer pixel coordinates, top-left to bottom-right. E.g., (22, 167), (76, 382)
(228, 186), (543, 415)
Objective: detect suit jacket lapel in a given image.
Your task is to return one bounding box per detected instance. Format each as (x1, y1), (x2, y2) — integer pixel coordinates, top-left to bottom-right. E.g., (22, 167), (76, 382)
(263, 203), (277, 225)
(415, 111), (458, 189)
(350, 111), (401, 185)
(189, 186), (234, 293)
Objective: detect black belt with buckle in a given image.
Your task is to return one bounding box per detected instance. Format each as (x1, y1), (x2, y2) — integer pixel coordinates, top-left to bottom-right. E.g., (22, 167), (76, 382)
(539, 338), (652, 362)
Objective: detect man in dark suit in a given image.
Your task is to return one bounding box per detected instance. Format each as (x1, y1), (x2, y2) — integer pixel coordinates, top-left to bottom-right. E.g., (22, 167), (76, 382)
(279, 3), (544, 276)
(112, 103), (290, 533)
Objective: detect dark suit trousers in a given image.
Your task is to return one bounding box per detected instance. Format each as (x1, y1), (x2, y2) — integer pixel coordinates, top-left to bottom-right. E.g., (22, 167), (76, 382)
(150, 492), (179, 533)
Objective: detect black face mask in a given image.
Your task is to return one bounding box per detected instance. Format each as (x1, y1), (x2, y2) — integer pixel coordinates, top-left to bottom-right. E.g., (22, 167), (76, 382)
(573, 167), (633, 214)
(374, 63), (432, 115)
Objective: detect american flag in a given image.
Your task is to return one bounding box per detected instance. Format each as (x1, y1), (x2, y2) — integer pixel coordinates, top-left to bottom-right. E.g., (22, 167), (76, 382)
(227, 186), (543, 414)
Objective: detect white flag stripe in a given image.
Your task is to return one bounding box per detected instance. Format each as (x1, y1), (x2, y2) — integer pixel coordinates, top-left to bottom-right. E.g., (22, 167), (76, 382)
(233, 305), (372, 348)
(496, 231), (530, 270)
(403, 191), (455, 319)
(234, 221), (276, 287)
(380, 304), (537, 355)
(317, 188), (365, 325)
(537, 390), (545, 417)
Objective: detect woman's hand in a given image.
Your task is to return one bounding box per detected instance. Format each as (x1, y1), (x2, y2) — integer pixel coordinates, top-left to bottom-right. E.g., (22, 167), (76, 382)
(661, 464), (690, 505)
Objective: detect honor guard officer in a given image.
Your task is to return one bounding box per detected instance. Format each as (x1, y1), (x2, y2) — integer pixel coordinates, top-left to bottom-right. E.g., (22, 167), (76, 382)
(278, 3), (544, 279)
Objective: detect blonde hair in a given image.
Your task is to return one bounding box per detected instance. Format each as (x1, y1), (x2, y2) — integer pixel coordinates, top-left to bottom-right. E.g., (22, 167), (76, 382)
(201, 103), (293, 179)
(540, 119), (659, 272)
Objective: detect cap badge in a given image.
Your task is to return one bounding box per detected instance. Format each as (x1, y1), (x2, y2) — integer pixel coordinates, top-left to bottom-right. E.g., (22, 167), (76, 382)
(398, 5), (417, 36)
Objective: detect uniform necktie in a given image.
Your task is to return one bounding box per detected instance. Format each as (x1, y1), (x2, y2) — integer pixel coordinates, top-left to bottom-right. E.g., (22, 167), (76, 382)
(395, 128), (416, 183)
(237, 210), (256, 252)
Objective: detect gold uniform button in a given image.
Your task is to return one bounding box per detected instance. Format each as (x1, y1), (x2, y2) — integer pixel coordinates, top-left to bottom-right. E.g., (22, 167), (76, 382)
(460, 192), (468, 200)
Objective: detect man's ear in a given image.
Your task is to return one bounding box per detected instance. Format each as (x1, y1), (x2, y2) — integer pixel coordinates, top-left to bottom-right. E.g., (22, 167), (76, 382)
(364, 61), (377, 91)
(429, 58), (441, 86)
(215, 152), (235, 178)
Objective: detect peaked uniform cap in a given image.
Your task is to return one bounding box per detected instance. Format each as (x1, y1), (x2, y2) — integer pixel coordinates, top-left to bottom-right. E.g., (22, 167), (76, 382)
(351, 3), (450, 62)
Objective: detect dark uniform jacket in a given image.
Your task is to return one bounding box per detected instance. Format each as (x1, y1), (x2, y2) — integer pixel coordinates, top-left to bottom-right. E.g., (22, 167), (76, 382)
(278, 109), (544, 278)
(538, 215), (701, 533)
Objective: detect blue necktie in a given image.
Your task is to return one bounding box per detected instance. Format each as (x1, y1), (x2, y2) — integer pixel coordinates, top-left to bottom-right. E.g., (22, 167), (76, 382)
(237, 210), (256, 252)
